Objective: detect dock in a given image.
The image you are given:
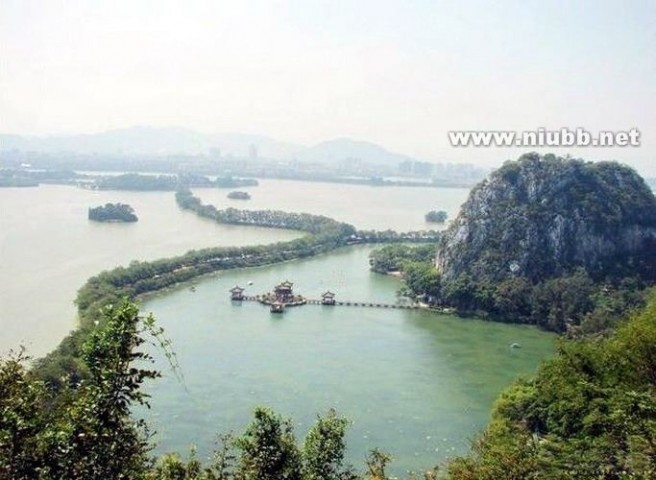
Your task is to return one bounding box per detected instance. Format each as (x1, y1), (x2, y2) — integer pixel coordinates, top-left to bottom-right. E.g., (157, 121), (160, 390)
(240, 295), (420, 310)
(231, 281), (426, 313)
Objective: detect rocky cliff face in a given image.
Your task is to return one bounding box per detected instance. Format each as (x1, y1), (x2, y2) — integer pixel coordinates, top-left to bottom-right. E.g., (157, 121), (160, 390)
(438, 153), (656, 283)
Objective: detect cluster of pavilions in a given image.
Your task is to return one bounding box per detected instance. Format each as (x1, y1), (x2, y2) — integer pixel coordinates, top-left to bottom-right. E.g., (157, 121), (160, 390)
(230, 281), (336, 313)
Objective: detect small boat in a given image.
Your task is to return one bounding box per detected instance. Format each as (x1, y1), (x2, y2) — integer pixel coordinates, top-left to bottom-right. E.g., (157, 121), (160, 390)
(270, 302), (285, 314)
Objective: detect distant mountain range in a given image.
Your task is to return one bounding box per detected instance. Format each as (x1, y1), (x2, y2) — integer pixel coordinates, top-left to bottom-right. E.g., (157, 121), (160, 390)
(295, 138), (414, 166)
(0, 126), (418, 168)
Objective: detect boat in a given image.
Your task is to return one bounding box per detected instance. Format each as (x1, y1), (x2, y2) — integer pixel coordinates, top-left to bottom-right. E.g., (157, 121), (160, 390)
(270, 302), (285, 314)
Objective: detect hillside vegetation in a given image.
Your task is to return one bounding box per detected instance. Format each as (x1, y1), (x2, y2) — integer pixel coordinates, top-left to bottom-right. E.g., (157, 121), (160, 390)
(431, 153), (656, 333)
(446, 291), (656, 479)
(3, 294), (655, 479)
(438, 153), (656, 283)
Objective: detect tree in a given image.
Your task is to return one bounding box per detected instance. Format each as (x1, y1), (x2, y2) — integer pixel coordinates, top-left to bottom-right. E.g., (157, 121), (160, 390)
(402, 262), (441, 303)
(0, 301), (169, 480)
(234, 407), (302, 480)
(424, 211), (448, 223)
(364, 450), (392, 480)
(0, 349), (49, 480)
(302, 410), (355, 480)
(44, 301), (163, 479)
(88, 203), (138, 222)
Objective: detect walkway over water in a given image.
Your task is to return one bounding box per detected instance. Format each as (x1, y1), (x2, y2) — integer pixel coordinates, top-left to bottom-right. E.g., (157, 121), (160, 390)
(239, 295), (421, 310)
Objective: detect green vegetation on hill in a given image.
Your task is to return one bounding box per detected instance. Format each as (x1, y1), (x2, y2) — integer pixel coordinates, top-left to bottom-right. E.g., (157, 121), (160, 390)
(439, 153), (656, 283)
(446, 291), (656, 479)
(0, 302), (159, 480)
(88, 203), (138, 222)
(369, 244), (436, 274)
(368, 244), (441, 305)
(378, 153), (656, 334)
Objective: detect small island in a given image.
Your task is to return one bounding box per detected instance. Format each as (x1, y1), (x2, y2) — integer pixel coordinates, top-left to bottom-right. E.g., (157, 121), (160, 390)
(424, 210), (448, 223)
(227, 191), (251, 200)
(88, 203), (138, 222)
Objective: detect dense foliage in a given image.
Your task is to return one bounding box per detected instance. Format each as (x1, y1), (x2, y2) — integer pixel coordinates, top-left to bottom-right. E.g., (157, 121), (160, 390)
(96, 174), (181, 191)
(439, 153), (656, 283)
(425, 154), (656, 332)
(369, 244), (646, 323)
(214, 176), (258, 189)
(368, 244), (436, 274)
(0, 302), (158, 480)
(368, 244), (441, 304)
(88, 203), (138, 222)
(446, 291), (656, 479)
(424, 211), (447, 223)
(352, 230), (440, 244)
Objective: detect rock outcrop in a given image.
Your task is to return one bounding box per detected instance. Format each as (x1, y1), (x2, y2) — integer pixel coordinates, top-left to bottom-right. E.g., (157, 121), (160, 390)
(438, 153), (656, 283)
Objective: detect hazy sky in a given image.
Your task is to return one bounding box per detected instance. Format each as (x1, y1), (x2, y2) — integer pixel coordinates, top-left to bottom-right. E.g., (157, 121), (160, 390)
(1, 0), (654, 172)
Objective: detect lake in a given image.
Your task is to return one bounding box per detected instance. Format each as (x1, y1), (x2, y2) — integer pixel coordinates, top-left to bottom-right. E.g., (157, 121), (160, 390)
(194, 179), (470, 231)
(140, 245), (554, 475)
(0, 179), (554, 474)
(0, 180), (467, 355)
(0, 184), (298, 356)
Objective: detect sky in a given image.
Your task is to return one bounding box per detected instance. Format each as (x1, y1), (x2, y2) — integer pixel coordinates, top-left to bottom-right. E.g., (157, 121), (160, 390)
(1, 0), (655, 173)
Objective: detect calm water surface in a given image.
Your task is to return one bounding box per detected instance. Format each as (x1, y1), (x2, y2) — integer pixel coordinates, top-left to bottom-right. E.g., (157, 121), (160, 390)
(0, 185), (298, 355)
(195, 179), (470, 231)
(1, 181), (467, 355)
(140, 246), (554, 475)
(1, 181), (554, 474)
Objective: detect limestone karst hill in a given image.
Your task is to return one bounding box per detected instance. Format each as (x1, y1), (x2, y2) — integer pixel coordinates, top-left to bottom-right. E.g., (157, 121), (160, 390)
(438, 153), (656, 284)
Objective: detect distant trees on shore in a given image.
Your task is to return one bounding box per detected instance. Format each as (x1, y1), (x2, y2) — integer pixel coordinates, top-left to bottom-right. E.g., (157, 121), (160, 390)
(94, 173), (259, 191)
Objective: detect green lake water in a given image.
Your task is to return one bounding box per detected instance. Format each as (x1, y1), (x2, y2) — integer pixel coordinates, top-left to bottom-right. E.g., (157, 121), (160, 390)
(140, 245), (555, 475)
(0, 181), (555, 474)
